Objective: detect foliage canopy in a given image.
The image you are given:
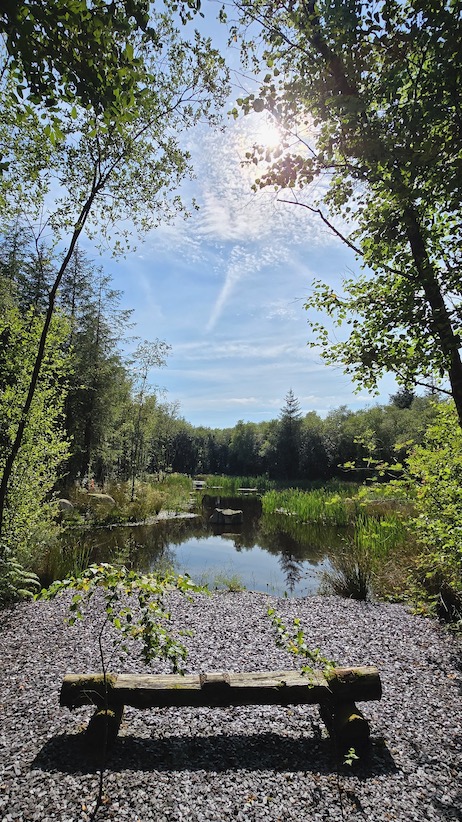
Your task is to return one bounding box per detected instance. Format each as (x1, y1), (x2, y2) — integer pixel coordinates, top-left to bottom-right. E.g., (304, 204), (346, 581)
(233, 0), (462, 422)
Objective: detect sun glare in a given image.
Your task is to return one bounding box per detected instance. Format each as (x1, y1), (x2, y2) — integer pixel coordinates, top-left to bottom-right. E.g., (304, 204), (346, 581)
(253, 117), (282, 150)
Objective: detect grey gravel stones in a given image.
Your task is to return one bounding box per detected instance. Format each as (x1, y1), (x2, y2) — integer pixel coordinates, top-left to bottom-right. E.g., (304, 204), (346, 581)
(0, 592), (461, 821)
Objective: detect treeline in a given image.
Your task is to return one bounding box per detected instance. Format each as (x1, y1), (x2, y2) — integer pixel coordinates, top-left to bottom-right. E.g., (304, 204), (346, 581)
(167, 388), (438, 480)
(0, 227), (441, 551)
(1, 228), (457, 614)
(0, 229), (177, 549)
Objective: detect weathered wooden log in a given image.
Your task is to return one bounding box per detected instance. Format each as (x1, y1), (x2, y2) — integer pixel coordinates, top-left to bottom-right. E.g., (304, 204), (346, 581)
(325, 666), (382, 703)
(60, 673), (118, 709)
(333, 701), (370, 750)
(60, 667), (381, 755)
(60, 666), (381, 710)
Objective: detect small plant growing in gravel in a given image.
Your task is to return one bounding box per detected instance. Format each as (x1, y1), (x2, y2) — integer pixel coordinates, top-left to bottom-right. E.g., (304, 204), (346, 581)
(343, 746), (359, 767)
(267, 609), (336, 675)
(38, 563), (204, 820)
(39, 562), (203, 672)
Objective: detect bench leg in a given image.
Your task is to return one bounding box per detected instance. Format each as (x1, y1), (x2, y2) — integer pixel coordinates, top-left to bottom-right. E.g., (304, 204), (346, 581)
(319, 700), (370, 753)
(85, 705), (124, 754)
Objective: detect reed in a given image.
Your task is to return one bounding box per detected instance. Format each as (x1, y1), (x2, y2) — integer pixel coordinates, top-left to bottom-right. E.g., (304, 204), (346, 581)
(321, 545), (373, 600)
(38, 535), (93, 587)
(353, 511), (408, 557)
(262, 486), (357, 526)
(201, 475), (275, 494)
(322, 511), (411, 600)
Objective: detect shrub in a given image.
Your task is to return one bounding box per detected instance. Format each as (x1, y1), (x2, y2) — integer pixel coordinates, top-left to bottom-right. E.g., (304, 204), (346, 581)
(406, 403), (462, 622)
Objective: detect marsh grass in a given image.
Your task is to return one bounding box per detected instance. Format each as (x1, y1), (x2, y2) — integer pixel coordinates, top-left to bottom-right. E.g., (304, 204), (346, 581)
(200, 475), (274, 494)
(157, 473), (193, 510)
(262, 485), (359, 526)
(193, 566), (246, 592)
(322, 511), (412, 600)
(322, 545), (373, 600)
(262, 483), (414, 600)
(38, 534), (93, 586)
(67, 474), (193, 525)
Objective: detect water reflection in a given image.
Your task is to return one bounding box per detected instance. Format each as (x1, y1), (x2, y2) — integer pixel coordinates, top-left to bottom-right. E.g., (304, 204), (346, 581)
(54, 512), (349, 597)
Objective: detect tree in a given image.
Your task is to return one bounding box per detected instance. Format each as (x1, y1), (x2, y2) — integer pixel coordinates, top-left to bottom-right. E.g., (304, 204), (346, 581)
(228, 420), (263, 475)
(390, 388), (416, 410)
(406, 402), (462, 620)
(60, 255), (134, 484)
(0, 1), (198, 126)
(0, 303), (69, 559)
(0, 5), (228, 549)
(299, 411), (328, 480)
(274, 389), (302, 479)
(128, 340), (171, 497)
(233, 1), (462, 424)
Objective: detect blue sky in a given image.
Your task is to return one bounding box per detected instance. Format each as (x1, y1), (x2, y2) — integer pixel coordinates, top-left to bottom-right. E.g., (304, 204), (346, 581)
(85, 4), (398, 429)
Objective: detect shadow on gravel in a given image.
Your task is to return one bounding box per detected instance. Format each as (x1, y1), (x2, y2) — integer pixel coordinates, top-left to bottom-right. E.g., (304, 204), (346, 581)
(32, 732), (397, 777)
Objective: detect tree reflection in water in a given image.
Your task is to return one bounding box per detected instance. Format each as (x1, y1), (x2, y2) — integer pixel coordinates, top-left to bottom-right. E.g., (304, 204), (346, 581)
(54, 511), (349, 596)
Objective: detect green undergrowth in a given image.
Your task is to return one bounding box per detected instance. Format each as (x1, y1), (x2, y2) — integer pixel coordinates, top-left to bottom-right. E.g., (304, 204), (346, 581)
(198, 474), (275, 494)
(65, 474), (192, 526)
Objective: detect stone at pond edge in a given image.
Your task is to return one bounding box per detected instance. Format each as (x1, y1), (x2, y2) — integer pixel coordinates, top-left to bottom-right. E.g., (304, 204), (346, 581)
(86, 493), (116, 506)
(57, 499), (74, 512)
(210, 508), (243, 524)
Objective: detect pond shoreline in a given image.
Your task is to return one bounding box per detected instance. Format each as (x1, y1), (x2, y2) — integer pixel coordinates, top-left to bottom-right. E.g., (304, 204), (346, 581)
(1, 592), (461, 821)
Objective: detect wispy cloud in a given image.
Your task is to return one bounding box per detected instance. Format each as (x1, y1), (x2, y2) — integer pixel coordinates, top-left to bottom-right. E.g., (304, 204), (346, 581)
(173, 338), (314, 362)
(205, 242), (290, 331)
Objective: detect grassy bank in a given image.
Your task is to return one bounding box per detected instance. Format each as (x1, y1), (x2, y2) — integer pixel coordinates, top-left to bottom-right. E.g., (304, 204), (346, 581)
(261, 483), (414, 602)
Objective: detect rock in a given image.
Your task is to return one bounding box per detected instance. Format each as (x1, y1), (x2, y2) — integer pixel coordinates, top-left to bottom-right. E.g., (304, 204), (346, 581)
(57, 498), (74, 512)
(86, 493), (116, 506)
(210, 508), (243, 524)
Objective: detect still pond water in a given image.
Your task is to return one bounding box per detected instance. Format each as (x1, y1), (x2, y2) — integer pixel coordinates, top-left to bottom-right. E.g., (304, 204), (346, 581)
(61, 502), (349, 597)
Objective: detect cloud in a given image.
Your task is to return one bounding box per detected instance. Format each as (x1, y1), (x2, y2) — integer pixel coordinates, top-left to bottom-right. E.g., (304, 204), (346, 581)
(172, 338), (314, 363)
(129, 113), (356, 338)
(265, 299), (299, 321)
(205, 241), (291, 331)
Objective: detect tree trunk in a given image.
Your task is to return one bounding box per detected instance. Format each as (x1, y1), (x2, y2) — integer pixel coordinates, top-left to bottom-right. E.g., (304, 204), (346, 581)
(0, 186), (100, 550)
(403, 205), (462, 427)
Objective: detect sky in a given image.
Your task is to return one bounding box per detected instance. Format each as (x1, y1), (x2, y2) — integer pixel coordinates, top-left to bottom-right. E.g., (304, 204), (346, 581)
(84, 3), (398, 430)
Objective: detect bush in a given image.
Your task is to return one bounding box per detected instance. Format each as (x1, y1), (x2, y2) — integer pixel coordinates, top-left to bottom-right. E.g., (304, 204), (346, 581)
(406, 403), (462, 623)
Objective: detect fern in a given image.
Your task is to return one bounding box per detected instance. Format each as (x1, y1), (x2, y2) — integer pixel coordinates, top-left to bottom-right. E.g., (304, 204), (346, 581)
(0, 549), (40, 605)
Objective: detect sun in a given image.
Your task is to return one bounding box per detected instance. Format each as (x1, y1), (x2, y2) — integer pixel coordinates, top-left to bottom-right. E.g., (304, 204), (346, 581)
(253, 116), (282, 150)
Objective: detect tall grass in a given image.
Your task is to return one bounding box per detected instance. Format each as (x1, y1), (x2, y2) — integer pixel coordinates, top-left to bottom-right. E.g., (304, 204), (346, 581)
(353, 511), (409, 557)
(200, 475), (275, 494)
(322, 511), (411, 600)
(157, 473), (193, 512)
(38, 535), (93, 587)
(260, 483), (412, 600)
(262, 486), (358, 526)
(67, 474), (193, 525)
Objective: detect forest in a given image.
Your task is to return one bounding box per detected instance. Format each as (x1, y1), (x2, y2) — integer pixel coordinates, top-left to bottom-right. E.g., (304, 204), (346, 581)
(1, 223), (458, 618)
(0, 0), (461, 624)
(1, 4), (461, 822)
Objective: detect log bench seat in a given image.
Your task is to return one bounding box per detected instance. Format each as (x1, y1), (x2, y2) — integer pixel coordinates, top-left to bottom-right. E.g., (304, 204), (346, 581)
(60, 666), (382, 754)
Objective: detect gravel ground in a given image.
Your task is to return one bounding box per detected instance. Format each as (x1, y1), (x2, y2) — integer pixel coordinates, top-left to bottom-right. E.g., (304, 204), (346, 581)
(0, 591), (461, 822)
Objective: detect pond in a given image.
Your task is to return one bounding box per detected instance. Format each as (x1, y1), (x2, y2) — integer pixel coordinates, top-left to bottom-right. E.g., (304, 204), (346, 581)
(52, 496), (350, 597)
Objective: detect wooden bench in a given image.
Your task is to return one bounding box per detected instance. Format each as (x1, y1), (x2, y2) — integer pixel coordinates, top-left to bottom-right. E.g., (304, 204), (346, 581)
(60, 666), (381, 755)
